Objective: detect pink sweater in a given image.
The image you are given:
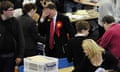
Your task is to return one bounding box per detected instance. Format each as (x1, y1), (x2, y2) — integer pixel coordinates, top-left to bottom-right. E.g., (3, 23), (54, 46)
(99, 23), (120, 65)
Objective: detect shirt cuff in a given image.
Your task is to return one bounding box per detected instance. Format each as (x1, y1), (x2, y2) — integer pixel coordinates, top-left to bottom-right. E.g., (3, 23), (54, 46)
(40, 18), (44, 23)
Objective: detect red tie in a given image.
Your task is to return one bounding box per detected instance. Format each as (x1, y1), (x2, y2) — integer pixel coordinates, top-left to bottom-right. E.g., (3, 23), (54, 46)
(49, 19), (54, 49)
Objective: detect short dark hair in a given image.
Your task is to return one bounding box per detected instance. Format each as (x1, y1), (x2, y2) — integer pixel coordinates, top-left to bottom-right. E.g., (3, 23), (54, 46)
(45, 3), (56, 10)
(102, 15), (115, 24)
(22, 3), (37, 15)
(75, 21), (90, 32)
(0, 1), (14, 14)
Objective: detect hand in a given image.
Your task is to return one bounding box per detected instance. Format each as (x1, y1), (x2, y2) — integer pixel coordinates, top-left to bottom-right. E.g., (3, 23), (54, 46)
(40, 36), (46, 43)
(15, 57), (22, 65)
(41, 8), (49, 19)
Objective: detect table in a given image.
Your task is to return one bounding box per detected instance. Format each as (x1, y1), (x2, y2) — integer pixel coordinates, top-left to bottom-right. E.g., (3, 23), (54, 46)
(59, 66), (73, 72)
(65, 10), (99, 22)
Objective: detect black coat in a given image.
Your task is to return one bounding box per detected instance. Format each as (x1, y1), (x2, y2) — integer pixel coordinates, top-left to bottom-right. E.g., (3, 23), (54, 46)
(65, 36), (89, 72)
(38, 13), (75, 58)
(0, 17), (24, 58)
(17, 15), (45, 57)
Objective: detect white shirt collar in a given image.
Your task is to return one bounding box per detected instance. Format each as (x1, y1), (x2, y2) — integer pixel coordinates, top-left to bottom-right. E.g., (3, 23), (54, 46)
(75, 33), (87, 37)
(52, 12), (57, 30)
(53, 12), (57, 23)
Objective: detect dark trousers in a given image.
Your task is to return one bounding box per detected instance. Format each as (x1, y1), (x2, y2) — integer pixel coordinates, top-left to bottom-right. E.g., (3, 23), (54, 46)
(0, 55), (15, 72)
(45, 44), (65, 58)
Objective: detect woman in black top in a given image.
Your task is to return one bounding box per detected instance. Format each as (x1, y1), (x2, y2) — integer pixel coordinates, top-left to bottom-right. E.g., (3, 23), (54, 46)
(81, 39), (119, 72)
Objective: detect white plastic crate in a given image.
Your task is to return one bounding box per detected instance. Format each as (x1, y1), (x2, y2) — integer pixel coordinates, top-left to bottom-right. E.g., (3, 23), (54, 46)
(24, 55), (58, 72)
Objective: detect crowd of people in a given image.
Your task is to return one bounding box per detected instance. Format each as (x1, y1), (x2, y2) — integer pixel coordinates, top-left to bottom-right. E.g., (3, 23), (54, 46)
(0, 0), (120, 72)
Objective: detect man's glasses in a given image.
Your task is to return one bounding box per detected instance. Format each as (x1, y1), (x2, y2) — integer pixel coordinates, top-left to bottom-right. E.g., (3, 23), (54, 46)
(6, 8), (14, 11)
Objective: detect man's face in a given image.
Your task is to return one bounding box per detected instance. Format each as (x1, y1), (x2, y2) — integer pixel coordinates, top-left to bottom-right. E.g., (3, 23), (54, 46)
(3, 7), (14, 18)
(48, 9), (54, 18)
(43, 7), (56, 18)
(103, 23), (109, 31)
(42, 7), (50, 16)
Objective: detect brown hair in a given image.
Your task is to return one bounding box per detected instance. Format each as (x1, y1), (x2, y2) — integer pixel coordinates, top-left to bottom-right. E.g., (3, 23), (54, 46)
(102, 15), (115, 24)
(75, 21), (90, 32)
(0, 1), (14, 14)
(44, 2), (56, 10)
(22, 3), (37, 15)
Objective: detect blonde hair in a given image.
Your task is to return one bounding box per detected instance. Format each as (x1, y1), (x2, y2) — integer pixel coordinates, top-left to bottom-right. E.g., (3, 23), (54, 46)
(82, 39), (105, 66)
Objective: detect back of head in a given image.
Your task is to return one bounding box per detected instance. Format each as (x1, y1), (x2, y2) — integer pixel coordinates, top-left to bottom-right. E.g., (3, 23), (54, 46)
(75, 21), (90, 32)
(102, 15), (115, 24)
(0, 1), (14, 14)
(22, 3), (36, 15)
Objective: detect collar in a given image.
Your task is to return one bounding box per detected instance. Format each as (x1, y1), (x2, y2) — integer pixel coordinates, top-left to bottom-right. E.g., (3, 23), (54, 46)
(75, 33), (87, 37)
(53, 12), (57, 21)
(51, 12), (57, 25)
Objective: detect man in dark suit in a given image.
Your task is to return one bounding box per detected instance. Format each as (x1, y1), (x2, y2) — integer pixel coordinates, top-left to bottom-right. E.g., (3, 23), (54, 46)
(38, 3), (75, 58)
(17, 3), (45, 58)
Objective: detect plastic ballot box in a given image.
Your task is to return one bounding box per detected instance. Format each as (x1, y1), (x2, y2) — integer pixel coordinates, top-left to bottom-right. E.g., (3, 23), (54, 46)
(24, 55), (58, 72)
